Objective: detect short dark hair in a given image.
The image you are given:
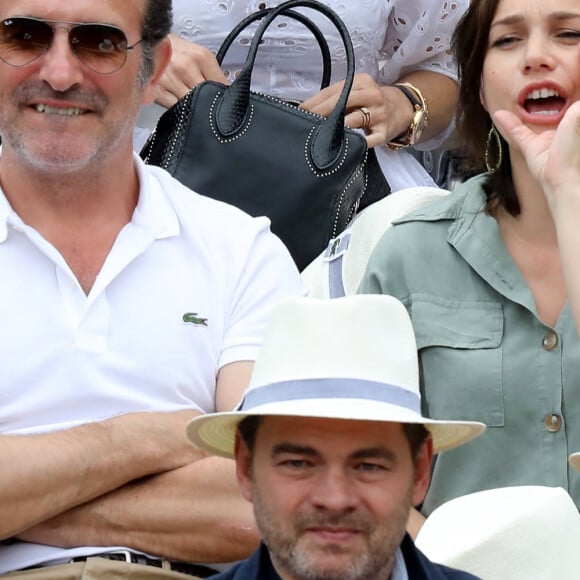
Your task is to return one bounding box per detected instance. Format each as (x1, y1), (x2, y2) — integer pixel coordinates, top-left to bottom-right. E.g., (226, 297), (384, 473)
(237, 415), (263, 455)
(402, 423), (430, 459)
(237, 416), (429, 460)
(138, 0), (173, 83)
(452, 0), (519, 216)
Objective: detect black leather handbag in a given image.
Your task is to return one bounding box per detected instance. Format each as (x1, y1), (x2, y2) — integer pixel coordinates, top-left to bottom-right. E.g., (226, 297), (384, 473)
(141, 0), (390, 270)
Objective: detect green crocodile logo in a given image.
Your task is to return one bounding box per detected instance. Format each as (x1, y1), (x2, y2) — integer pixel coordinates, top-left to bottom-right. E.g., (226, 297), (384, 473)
(183, 312), (208, 326)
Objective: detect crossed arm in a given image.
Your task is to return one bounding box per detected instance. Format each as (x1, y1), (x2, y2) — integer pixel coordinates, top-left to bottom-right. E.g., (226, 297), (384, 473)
(1, 361), (259, 562)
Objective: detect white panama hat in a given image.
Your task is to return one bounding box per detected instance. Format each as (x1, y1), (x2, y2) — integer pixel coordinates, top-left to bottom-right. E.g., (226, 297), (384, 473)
(187, 294), (485, 457)
(569, 452), (580, 470)
(415, 486), (580, 580)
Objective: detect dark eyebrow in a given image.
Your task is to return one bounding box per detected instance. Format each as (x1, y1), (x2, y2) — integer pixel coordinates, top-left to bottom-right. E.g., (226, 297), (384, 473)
(270, 443), (397, 463)
(491, 12), (580, 30)
(551, 11), (580, 21)
(350, 447), (397, 463)
(271, 443), (318, 458)
(490, 14), (524, 30)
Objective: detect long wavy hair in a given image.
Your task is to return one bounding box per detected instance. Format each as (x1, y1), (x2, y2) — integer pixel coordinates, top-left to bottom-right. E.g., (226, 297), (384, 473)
(453, 0), (518, 215)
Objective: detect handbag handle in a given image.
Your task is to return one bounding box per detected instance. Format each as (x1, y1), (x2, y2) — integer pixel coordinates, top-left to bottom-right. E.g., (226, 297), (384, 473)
(214, 0), (358, 172)
(216, 7), (331, 90)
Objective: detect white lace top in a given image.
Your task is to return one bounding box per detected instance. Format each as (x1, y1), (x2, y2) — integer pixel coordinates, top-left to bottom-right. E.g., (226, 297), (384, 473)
(137, 0), (468, 190)
(171, 0), (465, 100)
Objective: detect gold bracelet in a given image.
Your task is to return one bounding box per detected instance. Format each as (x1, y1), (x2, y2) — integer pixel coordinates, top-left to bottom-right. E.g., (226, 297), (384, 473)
(386, 82), (429, 150)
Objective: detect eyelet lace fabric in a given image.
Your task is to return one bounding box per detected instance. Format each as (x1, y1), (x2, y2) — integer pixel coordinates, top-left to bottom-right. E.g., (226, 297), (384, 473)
(172, 0), (466, 100)
(137, 0), (468, 191)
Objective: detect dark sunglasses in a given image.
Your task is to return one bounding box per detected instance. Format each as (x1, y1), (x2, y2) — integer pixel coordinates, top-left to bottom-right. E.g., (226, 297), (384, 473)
(0, 17), (144, 74)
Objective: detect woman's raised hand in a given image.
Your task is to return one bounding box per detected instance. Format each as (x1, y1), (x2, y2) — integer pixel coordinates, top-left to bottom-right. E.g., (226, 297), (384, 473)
(493, 102), (580, 213)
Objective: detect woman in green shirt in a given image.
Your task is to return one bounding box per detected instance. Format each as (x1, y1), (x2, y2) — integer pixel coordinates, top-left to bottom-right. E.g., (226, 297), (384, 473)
(360, 0), (580, 522)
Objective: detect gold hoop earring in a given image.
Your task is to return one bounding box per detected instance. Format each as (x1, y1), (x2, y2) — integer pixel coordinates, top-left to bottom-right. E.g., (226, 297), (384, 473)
(485, 125), (503, 174)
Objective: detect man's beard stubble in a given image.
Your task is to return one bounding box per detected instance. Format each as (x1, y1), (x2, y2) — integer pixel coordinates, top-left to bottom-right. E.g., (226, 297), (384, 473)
(251, 481), (411, 580)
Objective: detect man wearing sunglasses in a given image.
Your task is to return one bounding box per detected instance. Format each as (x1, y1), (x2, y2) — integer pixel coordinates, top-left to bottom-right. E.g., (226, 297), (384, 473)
(0, 1), (302, 578)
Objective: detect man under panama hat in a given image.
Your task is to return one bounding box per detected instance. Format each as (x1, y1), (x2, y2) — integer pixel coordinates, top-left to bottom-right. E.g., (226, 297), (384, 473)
(187, 295), (485, 580)
(187, 294), (484, 456)
(415, 486), (580, 580)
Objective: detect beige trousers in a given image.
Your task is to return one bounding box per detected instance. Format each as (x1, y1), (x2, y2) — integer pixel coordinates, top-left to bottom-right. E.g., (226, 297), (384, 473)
(4, 557), (201, 579)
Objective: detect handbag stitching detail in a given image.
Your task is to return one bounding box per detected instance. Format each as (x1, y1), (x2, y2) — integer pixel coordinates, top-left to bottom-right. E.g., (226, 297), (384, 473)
(331, 159), (367, 238)
(166, 92), (193, 167)
(209, 93), (255, 144)
(142, 91), (193, 169)
(305, 127), (350, 177)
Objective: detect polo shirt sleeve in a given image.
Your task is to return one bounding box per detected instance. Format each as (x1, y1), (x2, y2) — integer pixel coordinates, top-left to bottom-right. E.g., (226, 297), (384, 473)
(218, 216), (304, 369)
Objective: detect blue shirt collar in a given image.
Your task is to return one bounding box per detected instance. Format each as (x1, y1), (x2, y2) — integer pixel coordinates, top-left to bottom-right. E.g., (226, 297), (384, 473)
(391, 546), (409, 580)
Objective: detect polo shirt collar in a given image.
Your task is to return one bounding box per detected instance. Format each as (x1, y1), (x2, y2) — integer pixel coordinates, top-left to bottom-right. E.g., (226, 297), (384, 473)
(132, 153), (180, 240)
(0, 190), (11, 243)
(0, 154), (181, 244)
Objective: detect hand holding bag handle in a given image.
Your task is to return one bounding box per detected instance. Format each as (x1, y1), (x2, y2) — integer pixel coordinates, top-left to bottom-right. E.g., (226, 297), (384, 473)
(141, 5), (331, 163)
(216, 7), (332, 91)
(214, 0), (356, 171)
(213, 2), (389, 213)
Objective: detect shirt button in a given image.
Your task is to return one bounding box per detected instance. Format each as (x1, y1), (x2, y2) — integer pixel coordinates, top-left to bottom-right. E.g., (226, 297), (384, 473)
(544, 414), (563, 433)
(542, 332), (558, 351)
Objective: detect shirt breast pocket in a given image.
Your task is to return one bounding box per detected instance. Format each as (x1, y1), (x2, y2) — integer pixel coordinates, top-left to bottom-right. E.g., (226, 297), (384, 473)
(410, 297), (505, 427)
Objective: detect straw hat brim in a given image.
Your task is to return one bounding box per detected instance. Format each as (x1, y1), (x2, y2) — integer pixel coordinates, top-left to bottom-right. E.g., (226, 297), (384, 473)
(186, 398), (485, 458)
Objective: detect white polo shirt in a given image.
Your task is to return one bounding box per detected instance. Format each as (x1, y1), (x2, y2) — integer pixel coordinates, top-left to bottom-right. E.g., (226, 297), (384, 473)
(0, 156), (303, 572)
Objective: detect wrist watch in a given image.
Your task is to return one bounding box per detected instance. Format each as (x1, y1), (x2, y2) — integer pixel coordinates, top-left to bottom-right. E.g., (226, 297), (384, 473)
(387, 82), (429, 150)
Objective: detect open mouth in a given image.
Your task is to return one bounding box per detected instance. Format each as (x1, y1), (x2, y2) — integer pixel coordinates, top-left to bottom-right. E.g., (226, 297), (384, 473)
(523, 88), (566, 117)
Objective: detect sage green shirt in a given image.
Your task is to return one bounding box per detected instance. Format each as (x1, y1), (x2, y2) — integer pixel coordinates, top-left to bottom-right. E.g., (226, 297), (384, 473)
(359, 174), (580, 514)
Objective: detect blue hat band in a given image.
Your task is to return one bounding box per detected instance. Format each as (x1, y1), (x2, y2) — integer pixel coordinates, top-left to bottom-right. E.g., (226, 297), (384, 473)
(239, 378), (421, 414)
